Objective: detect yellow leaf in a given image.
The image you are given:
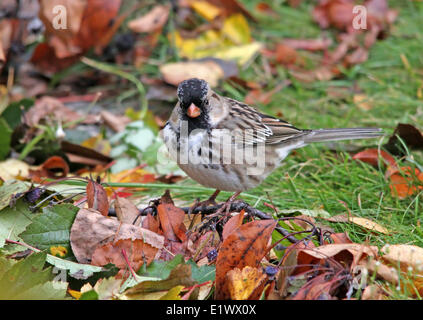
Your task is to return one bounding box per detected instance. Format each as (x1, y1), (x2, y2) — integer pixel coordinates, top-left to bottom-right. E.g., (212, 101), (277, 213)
(353, 94), (372, 111)
(0, 158), (32, 181)
(348, 217), (389, 234)
(159, 285), (183, 300)
(213, 42), (262, 66)
(227, 266), (267, 300)
(50, 245), (68, 257)
(171, 14), (260, 66)
(221, 14), (251, 44)
(189, 0), (221, 21)
(68, 289), (82, 300)
(81, 135), (111, 156)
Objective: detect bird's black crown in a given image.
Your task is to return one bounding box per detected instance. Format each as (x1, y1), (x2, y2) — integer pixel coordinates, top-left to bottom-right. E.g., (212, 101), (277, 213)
(177, 78), (209, 108)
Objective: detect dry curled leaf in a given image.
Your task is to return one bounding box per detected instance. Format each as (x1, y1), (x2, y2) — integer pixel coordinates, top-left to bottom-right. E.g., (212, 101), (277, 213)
(70, 208), (164, 264)
(128, 4), (170, 33)
(215, 219), (276, 299)
(86, 178), (109, 216)
(91, 238), (157, 271)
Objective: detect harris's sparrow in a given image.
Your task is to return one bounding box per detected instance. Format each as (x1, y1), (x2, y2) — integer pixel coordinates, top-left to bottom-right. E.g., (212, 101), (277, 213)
(162, 78), (383, 195)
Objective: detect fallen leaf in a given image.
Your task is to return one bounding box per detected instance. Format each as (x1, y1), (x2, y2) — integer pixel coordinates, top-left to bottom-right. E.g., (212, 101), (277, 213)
(128, 4), (170, 33)
(157, 202), (187, 242)
(160, 60), (224, 88)
(227, 266), (267, 300)
(86, 178), (109, 216)
(189, 0), (222, 21)
(215, 219), (276, 299)
(352, 148), (397, 168)
(282, 38), (332, 51)
(361, 284), (386, 300)
(24, 96), (97, 127)
(353, 94), (373, 111)
(244, 81), (290, 105)
(29, 156), (70, 183)
(91, 238), (158, 272)
(222, 210), (245, 240)
(70, 208), (164, 264)
(114, 197), (139, 225)
(387, 166), (423, 200)
(381, 244), (423, 295)
(0, 159), (32, 181)
(324, 213), (390, 234)
(385, 123), (423, 155)
(348, 217), (390, 234)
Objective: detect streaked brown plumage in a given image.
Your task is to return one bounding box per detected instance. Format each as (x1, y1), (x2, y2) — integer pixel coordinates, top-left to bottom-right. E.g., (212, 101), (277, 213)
(162, 78), (383, 193)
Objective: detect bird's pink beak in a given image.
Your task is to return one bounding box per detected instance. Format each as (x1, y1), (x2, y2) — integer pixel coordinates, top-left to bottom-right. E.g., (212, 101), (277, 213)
(187, 103), (201, 118)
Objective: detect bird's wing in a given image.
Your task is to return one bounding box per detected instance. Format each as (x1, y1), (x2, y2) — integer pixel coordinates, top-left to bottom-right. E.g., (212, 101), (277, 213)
(224, 98), (305, 145)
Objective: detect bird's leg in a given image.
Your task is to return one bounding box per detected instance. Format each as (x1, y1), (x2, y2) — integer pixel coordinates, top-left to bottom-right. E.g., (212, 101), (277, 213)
(215, 191), (242, 216)
(188, 189), (221, 215)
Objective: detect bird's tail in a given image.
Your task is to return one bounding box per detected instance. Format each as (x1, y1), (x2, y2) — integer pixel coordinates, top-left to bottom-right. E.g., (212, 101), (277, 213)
(302, 128), (383, 144)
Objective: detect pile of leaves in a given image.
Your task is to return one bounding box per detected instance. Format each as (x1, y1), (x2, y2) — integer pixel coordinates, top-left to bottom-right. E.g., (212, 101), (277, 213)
(1, 175), (423, 300)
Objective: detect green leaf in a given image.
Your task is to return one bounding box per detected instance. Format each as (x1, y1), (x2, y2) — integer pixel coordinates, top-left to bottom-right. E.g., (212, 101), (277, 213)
(187, 259), (215, 283)
(0, 199), (36, 248)
(19, 203), (79, 252)
(80, 290), (99, 300)
(140, 254), (185, 280)
(45, 254), (106, 280)
(0, 251), (67, 299)
(124, 127), (155, 152)
(1, 98), (34, 129)
(122, 264), (195, 299)
(0, 118), (12, 160)
(13, 281), (68, 300)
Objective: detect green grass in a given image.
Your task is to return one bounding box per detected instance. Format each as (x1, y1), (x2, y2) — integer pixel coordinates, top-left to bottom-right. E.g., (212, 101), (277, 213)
(137, 0), (423, 250)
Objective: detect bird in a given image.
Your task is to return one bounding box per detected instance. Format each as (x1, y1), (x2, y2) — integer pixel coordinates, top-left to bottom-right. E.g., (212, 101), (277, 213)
(161, 78), (383, 203)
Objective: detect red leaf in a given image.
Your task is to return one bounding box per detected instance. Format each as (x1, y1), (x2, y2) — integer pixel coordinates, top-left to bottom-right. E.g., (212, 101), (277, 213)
(352, 148), (397, 168)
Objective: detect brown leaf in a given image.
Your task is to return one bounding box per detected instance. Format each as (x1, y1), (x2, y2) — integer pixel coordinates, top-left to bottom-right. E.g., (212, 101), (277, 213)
(142, 213), (160, 233)
(157, 203), (187, 242)
(282, 38), (332, 51)
(385, 123), (423, 154)
(387, 166), (423, 200)
(215, 219), (277, 299)
(86, 179), (109, 216)
(128, 4), (170, 33)
(29, 156), (69, 183)
(114, 197), (139, 224)
(207, 0), (255, 21)
(70, 208), (164, 264)
(91, 238), (157, 271)
(312, 0), (355, 31)
(24, 96), (97, 127)
(222, 210), (245, 240)
(33, 0), (122, 71)
(160, 60), (225, 88)
(100, 111), (131, 133)
(352, 148), (397, 168)
(381, 244), (423, 296)
(329, 232), (353, 244)
(244, 81), (290, 105)
(61, 140), (112, 166)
